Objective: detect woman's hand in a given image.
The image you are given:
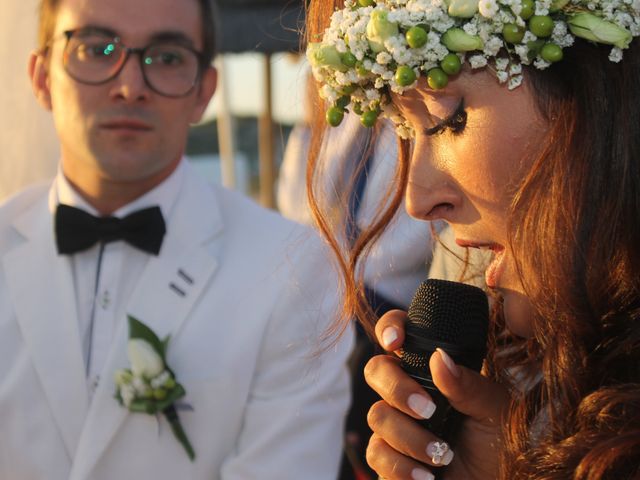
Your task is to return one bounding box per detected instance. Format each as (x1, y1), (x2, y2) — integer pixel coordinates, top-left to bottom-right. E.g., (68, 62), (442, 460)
(364, 310), (510, 480)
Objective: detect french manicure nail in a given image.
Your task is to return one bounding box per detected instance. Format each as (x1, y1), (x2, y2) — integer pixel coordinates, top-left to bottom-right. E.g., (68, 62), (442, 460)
(427, 441), (454, 466)
(436, 348), (461, 378)
(407, 393), (436, 419)
(411, 467), (435, 480)
(381, 326), (398, 349)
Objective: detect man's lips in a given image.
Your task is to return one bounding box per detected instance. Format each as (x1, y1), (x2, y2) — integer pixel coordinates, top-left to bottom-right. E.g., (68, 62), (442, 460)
(100, 119), (153, 131)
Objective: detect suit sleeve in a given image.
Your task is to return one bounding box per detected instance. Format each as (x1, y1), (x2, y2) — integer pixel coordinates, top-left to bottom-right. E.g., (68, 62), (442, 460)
(219, 234), (354, 479)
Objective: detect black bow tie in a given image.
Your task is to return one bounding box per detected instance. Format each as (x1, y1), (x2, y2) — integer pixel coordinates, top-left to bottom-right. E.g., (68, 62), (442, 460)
(55, 204), (166, 255)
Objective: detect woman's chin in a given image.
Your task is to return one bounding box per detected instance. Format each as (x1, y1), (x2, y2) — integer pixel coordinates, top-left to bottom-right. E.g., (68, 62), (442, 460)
(501, 288), (534, 337)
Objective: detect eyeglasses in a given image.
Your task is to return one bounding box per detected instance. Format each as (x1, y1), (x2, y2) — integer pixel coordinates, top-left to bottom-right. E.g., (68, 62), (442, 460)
(60, 29), (205, 98)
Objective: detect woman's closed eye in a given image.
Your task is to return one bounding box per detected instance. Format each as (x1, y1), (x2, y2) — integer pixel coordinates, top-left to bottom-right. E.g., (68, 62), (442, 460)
(424, 99), (467, 137)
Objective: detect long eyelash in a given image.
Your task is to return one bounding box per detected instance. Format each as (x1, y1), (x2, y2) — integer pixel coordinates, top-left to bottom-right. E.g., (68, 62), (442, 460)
(424, 100), (467, 137)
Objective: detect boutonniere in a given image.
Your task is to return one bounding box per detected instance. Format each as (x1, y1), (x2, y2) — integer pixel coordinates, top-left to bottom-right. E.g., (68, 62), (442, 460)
(114, 316), (195, 461)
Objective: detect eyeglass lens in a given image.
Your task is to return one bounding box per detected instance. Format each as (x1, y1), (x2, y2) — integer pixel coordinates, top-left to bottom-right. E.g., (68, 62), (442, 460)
(63, 31), (200, 97)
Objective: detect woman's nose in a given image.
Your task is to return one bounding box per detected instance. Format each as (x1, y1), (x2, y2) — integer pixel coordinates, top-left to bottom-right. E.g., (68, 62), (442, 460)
(405, 147), (462, 222)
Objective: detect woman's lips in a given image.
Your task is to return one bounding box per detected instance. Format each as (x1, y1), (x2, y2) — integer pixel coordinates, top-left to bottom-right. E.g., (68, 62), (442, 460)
(484, 247), (506, 288)
(455, 239), (505, 288)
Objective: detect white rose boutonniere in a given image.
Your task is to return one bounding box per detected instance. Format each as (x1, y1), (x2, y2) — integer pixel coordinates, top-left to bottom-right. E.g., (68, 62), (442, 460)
(128, 339), (165, 378)
(114, 316), (195, 460)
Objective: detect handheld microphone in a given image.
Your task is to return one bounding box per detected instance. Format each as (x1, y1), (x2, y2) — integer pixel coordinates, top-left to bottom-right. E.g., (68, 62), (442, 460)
(400, 279), (489, 472)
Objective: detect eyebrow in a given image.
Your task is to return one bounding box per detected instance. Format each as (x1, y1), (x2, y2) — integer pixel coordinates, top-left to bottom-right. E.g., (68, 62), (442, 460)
(71, 25), (117, 37)
(149, 32), (197, 48)
(73, 25), (197, 48)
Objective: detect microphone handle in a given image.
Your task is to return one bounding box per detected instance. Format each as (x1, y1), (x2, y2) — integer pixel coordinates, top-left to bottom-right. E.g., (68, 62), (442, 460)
(405, 375), (462, 480)
(403, 372), (464, 442)
(401, 347), (482, 480)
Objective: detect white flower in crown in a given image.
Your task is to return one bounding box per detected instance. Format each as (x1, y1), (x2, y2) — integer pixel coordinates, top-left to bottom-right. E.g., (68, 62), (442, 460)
(478, 0), (500, 17)
(377, 51), (394, 64)
(609, 46), (624, 60)
(495, 57), (510, 70)
(508, 74), (524, 89)
(469, 54), (488, 68)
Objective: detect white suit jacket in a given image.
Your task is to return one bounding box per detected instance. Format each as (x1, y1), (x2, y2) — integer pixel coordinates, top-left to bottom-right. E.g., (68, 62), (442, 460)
(0, 165), (352, 480)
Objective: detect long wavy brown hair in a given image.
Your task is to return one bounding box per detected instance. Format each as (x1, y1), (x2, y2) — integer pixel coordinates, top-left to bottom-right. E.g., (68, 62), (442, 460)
(305, 1), (640, 478)
(306, 1), (411, 344)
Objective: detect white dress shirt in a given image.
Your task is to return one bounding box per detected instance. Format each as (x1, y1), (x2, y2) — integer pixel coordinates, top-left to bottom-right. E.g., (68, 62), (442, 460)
(51, 161), (185, 398)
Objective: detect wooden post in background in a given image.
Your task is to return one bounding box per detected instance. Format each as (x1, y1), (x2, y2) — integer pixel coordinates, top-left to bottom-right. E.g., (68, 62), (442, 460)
(215, 56), (237, 189)
(258, 53), (275, 209)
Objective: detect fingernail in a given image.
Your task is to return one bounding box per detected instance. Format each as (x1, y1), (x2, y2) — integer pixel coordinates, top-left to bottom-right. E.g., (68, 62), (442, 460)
(436, 348), (461, 378)
(411, 467), (434, 480)
(381, 326), (398, 349)
(407, 393), (436, 419)
(427, 441), (454, 466)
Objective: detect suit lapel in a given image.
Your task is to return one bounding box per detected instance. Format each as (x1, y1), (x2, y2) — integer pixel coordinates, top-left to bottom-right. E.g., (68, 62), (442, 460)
(70, 166), (223, 480)
(2, 194), (89, 460)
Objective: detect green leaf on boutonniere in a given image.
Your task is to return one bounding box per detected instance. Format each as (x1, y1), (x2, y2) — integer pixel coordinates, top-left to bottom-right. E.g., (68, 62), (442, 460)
(155, 384), (187, 411)
(129, 399), (157, 415)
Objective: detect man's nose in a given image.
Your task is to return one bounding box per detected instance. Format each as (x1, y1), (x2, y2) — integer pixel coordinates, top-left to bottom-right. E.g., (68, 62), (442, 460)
(109, 51), (150, 102)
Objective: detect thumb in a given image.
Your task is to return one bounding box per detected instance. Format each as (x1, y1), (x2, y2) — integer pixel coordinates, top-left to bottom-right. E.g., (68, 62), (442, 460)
(429, 348), (509, 423)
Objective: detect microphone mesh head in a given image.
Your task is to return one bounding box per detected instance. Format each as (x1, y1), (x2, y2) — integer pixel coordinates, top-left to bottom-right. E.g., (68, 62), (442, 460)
(406, 279), (489, 349)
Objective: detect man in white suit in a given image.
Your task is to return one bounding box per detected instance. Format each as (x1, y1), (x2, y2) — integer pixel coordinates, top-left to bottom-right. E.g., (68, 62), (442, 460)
(0, 0), (352, 478)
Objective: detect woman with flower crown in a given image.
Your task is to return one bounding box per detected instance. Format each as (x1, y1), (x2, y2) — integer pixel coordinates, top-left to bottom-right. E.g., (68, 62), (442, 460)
(305, 0), (640, 478)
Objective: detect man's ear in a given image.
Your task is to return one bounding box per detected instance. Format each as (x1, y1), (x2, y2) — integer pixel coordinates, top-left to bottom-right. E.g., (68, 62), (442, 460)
(189, 66), (217, 124)
(28, 51), (53, 111)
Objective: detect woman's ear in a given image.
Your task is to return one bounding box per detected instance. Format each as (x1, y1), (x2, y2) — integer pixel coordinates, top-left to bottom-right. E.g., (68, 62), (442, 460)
(28, 51), (53, 111)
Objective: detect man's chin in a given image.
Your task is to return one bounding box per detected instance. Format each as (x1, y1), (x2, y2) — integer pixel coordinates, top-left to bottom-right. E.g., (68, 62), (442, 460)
(94, 158), (172, 183)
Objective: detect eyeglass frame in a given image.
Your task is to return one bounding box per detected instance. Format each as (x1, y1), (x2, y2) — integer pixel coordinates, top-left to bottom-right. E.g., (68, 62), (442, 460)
(52, 28), (207, 98)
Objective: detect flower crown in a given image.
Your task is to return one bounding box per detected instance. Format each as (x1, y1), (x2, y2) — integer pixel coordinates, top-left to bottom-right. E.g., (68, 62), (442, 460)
(307, 0), (640, 137)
